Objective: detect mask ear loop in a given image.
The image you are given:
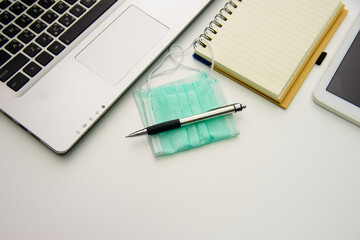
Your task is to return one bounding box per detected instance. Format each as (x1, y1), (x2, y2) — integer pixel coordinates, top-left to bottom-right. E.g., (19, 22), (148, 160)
(140, 40), (212, 95)
(138, 49), (175, 92)
(148, 44), (198, 86)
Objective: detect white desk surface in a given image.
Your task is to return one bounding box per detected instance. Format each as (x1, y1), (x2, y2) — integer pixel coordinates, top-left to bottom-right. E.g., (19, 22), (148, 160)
(1, 1), (359, 239)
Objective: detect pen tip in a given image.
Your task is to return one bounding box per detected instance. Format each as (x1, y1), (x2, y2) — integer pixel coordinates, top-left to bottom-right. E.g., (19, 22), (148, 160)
(126, 128), (147, 137)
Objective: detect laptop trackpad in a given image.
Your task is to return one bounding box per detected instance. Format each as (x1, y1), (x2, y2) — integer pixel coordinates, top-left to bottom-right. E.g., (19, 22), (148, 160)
(76, 5), (169, 85)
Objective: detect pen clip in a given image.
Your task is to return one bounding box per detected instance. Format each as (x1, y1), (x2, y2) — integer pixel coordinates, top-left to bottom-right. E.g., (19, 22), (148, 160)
(206, 103), (233, 112)
(206, 103), (245, 112)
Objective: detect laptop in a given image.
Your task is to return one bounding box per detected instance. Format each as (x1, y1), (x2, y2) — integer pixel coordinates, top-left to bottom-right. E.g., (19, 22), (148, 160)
(0, 0), (211, 153)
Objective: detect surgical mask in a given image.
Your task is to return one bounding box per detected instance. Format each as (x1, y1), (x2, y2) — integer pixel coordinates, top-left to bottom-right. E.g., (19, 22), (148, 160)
(133, 42), (239, 156)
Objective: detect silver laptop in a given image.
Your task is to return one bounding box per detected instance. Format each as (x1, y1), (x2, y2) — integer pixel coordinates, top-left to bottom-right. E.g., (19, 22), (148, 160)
(0, 0), (211, 153)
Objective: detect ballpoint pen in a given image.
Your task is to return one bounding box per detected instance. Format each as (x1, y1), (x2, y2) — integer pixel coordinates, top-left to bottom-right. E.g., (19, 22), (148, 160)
(126, 103), (246, 137)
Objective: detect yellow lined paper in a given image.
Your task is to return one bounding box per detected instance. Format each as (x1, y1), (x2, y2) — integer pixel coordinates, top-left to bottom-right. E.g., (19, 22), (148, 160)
(195, 0), (343, 101)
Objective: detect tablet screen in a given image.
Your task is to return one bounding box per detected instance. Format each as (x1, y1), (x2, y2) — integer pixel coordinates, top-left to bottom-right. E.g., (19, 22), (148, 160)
(326, 31), (360, 108)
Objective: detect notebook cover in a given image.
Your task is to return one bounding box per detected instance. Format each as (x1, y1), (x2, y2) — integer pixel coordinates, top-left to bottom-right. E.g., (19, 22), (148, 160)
(278, 5), (348, 109)
(196, 5), (348, 109)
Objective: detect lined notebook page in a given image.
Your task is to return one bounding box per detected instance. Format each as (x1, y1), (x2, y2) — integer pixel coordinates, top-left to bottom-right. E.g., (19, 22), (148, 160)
(195, 0), (342, 100)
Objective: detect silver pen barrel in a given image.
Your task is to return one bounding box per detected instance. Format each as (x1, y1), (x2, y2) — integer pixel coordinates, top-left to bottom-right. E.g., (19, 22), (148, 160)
(180, 103), (245, 125)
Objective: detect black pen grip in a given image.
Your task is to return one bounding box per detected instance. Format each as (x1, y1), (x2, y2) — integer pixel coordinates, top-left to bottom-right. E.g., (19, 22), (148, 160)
(147, 119), (181, 135)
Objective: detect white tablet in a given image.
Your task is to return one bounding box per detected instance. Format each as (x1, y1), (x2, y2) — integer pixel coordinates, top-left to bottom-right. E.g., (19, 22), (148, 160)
(314, 13), (360, 127)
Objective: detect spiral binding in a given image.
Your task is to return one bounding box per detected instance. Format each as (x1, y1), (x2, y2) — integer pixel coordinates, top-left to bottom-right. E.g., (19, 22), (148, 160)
(194, 0), (242, 48)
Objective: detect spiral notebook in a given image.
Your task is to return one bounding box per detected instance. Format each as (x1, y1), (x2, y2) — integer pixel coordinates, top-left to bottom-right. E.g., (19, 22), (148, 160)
(194, 0), (348, 108)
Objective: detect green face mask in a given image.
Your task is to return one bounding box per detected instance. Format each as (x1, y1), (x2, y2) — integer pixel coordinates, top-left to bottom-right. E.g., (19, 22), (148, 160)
(134, 72), (239, 156)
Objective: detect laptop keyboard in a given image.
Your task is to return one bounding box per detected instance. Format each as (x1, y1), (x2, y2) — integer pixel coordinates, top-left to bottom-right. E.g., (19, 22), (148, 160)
(0, 0), (117, 92)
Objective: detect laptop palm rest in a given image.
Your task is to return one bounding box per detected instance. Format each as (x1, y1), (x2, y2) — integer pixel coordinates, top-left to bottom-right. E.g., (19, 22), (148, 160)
(76, 5), (169, 85)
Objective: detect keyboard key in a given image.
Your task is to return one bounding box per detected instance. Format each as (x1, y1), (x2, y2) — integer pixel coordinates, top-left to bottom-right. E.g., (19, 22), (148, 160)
(3, 24), (21, 38)
(60, 0), (117, 45)
(15, 14), (33, 28)
(35, 33), (53, 47)
(81, 0), (97, 8)
(27, 5), (44, 18)
(0, 34), (9, 48)
(47, 23), (65, 37)
(15, 14), (32, 28)
(9, 2), (27, 15)
(0, 53), (29, 82)
(24, 43), (41, 57)
(47, 41), (65, 55)
(0, 50), (11, 67)
(5, 39), (24, 54)
(21, 0), (37, 6)
(23, 62), (42, 77)
(52, 1), (69, 14)
(64, 0), (77, 5)
(17, 29), (35, 44)
(29, 19), (47, 33)
(58, 13), (75, 27)
(38, 0), (55, 9)
(70, 4), (86, 17)
(36, 51), (54, 66)
(7, 73), (30, 92)
(0, 11), (16, 25)
(0, 0), (12, 10)
(41, 10), (58, 24)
